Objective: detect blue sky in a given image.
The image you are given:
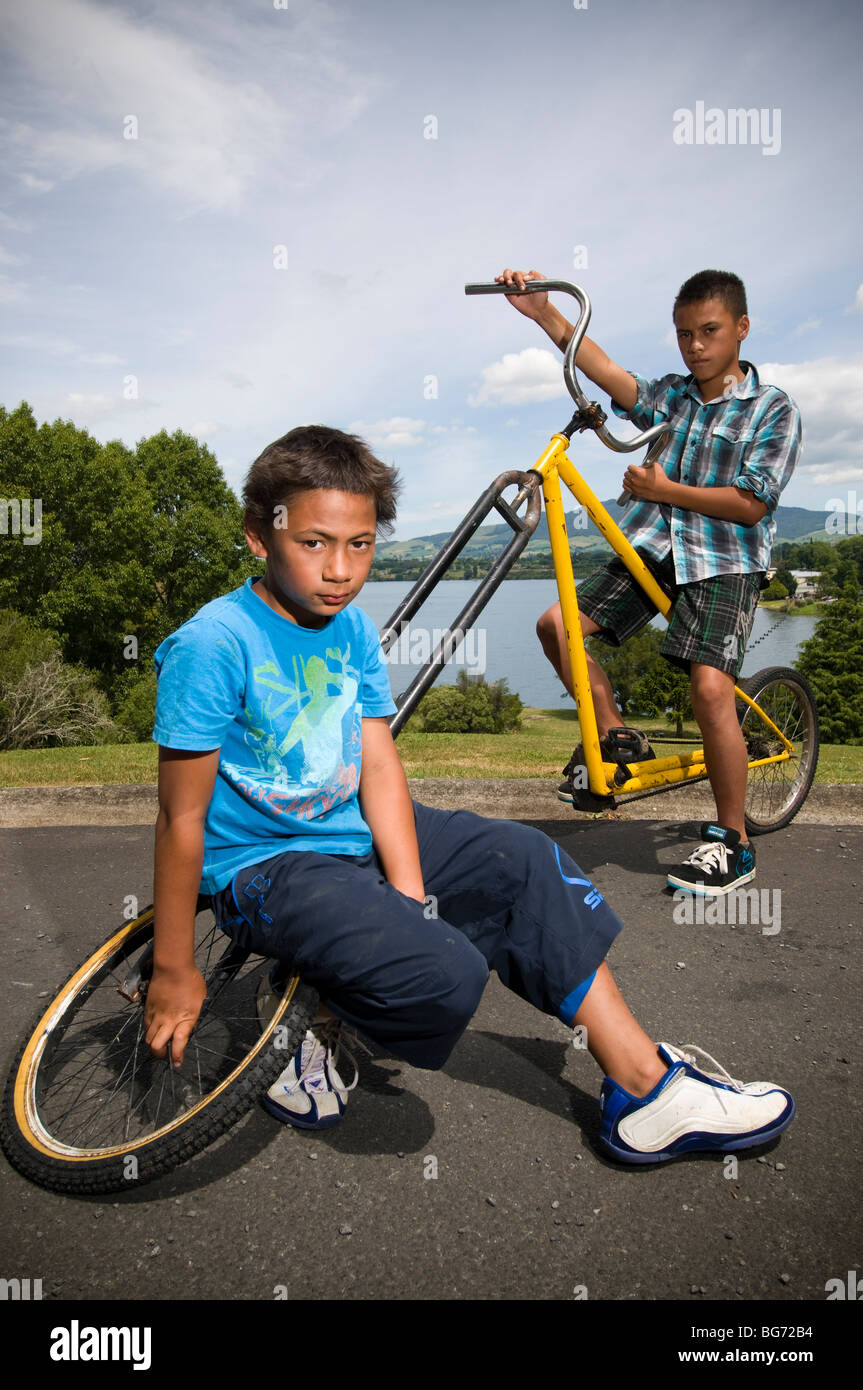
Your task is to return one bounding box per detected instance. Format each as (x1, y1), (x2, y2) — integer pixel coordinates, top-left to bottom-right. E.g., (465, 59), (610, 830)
(2, 0), (861, 538)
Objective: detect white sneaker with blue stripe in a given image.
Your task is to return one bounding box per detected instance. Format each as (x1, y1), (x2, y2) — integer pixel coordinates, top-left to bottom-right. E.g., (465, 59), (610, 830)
(256, 971), (361, 1130)
(599, 1043), (795, 1164)
(263, 1016), (360, 1130)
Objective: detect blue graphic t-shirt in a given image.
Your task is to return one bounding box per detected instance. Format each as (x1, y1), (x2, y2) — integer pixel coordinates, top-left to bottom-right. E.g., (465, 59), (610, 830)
(152, 578), (397, 893)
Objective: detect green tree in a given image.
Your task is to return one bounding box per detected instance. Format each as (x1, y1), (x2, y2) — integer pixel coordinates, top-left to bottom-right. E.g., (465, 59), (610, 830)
(795, 589), (863, 743)
(586, 627), (666, 717)
(0, 608), (59, 686)
(630, 660), (693, 737)
(774, 567), (797, 597)
(0, 403), (258, 700)
(112, 666), (158, 743)
(762, 578), (788, 601)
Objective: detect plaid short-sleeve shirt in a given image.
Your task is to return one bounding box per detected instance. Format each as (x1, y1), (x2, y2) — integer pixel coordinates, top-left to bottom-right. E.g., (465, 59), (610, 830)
(610, 362), (802, 584)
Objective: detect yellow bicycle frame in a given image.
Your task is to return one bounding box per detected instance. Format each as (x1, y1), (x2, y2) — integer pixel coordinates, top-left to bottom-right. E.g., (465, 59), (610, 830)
(531, 434), (795, 802)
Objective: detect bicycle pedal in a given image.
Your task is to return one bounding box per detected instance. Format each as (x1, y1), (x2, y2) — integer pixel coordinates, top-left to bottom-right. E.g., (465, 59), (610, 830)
(604, 727), (651, 761)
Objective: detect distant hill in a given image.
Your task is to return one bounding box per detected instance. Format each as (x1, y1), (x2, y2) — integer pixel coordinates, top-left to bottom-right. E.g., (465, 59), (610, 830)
(376, 500), (835, 562)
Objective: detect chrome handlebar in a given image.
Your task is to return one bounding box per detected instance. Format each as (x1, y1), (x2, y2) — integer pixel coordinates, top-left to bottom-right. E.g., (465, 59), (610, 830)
(464, 279), (668, 454)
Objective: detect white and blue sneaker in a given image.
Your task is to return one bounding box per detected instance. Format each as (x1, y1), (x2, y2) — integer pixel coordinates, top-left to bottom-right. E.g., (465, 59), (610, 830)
(667, 823), (756, 895)
(599, 1043), (795, 1165)
(263, 1016), (360, 1130)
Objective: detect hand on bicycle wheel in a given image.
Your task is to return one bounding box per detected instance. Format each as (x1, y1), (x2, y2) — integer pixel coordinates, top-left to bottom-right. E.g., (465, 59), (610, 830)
(144, 964), (207, 1067)
(495, 267), (548, 318)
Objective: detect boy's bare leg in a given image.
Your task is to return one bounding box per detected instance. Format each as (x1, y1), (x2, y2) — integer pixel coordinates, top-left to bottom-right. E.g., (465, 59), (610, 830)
(572, 962), (667, 1096)
(536, 601), (621, 736)
(689, 663), (749, 842)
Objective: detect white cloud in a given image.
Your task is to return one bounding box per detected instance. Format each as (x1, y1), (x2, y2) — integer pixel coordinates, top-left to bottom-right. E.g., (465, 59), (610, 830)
(0, 0), (380, 213)
(760, 354), (863, 467)
(192, 421), (224, 439)
(847, 285), (863, 314)
(17, 172), (54, 193)
(395, 500), (475, 524)
(468, 347), (569, 407)
(348, 416), (426, 447)
(430, 422), (477, 436)
(800, 465), (863, 487)
(0, 333), (122, 365)
(792, 318), (821, 336)
(0, 211), (30, 232)
(0, 275), (28, 304)
(65, 392), (116, 415)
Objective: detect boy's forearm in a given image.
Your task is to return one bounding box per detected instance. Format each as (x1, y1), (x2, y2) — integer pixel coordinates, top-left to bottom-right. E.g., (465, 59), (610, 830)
(534, 305), (637, 409)
(153, 810), (205, 972)
(360, 761), (425, 903)
(658, 479), (767, 525)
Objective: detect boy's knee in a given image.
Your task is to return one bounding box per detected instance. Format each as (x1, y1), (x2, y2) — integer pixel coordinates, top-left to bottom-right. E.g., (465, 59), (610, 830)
(690, 665), (735, 720)
(536, 603), (560, 645)
(435, 946), (489, 1029)
(395, 948), (489, 1071)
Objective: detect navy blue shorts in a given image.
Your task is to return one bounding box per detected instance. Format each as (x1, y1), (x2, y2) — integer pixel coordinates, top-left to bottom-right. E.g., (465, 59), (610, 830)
(209, 801), (622, 1070)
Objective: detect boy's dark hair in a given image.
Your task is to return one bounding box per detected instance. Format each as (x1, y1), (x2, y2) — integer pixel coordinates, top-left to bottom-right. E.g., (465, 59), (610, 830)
(243, 425), (401, 536)
(673, 269), (748, 321)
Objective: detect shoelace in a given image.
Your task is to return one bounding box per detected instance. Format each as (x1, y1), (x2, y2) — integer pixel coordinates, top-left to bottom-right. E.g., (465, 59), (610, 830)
(291, 1017), (369, 1095)
(681, 841), (729, 874)
(674, 1043), (744, 1093)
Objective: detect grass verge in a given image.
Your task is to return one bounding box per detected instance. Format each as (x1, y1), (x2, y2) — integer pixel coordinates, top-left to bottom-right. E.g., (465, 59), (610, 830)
(1, 709), (860, 787)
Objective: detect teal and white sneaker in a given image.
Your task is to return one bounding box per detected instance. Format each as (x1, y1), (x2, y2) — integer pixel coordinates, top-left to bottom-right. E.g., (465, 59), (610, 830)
(667, 823), (756, 895)
(599, 1043), (795, 1165)
(263, 1016), (359, 1130)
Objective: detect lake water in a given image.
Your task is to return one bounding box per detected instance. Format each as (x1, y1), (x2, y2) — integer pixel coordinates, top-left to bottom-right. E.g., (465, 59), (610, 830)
(354, 580), (819, 707)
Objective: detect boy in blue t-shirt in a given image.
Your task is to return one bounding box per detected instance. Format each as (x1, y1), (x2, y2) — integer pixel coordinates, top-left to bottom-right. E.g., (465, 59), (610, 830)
(146, 424), (795, 1162)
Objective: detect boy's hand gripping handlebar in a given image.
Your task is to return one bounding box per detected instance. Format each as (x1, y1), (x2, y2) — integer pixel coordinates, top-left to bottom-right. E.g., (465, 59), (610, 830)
(616, 428), (671, 507)
(465, 279), (668, 459)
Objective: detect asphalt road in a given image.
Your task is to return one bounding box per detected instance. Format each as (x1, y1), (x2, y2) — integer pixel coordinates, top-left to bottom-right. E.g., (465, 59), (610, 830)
(1, 815), (860, 1312)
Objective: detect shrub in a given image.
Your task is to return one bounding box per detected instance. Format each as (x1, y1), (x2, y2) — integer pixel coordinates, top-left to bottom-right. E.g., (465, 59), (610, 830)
(761, 579), (788, 601)
(413, 671), (523, 734)
(112, 667), (158, 743)
(0, 650), (119, 749)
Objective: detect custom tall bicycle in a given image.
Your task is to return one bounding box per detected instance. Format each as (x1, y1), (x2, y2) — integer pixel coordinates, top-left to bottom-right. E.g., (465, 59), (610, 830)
(0, 280), (818, 1195)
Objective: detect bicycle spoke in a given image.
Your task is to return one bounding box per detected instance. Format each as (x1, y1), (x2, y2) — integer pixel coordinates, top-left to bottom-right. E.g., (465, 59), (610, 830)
(15, 897), (310, 1168)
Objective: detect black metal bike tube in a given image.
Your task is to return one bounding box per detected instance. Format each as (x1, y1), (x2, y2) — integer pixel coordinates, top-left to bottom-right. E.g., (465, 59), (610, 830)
(386, 475), (542, 737)
(380, 471), (540, 655)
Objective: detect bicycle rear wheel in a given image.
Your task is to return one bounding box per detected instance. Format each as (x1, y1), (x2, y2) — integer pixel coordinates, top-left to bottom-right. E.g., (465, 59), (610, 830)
(1, 902), (317, 1195)
(738, 666), (819, 836)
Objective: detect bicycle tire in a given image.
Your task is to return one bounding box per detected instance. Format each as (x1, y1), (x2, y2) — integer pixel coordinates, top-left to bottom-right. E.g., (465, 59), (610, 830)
(737, 665), (819, 836)
(1, 903), (318, 1195)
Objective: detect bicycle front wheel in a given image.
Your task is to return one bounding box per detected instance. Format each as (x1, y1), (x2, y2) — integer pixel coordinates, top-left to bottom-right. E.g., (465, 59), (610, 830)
(1, 903), (317, 1195)
(738, 665), (819, 836)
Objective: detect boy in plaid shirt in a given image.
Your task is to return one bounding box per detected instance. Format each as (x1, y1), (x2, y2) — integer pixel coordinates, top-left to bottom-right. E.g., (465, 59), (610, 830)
(497, 267), (802, 894)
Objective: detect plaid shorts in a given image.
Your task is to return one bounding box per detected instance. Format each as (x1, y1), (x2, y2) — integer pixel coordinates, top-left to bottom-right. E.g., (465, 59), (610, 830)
(575, 551), (764, 677)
